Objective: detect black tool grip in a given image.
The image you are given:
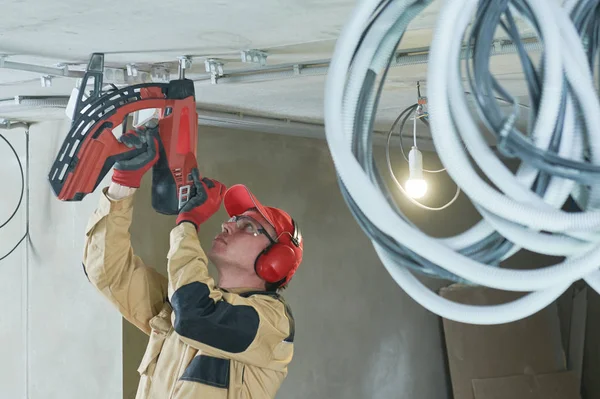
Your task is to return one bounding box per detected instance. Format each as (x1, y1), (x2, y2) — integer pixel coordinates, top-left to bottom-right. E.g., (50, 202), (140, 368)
(151, 165), (179, 215)
(151, 136), (179, 215)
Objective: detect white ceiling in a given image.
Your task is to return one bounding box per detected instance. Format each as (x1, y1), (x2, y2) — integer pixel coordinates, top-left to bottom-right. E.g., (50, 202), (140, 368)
(0, 0), (535, 140)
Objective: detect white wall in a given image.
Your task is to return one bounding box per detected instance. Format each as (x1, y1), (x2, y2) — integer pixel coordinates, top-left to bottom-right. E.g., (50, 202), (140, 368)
(0, 126), (27, 399)
(0, 120), (122, 399)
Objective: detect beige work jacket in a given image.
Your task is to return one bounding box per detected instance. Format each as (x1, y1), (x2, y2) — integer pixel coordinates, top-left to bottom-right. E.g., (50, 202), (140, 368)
(82, 188), (295, 398)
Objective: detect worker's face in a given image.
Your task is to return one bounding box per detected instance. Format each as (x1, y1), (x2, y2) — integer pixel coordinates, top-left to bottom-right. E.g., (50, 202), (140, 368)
(208, 210), (277, 276)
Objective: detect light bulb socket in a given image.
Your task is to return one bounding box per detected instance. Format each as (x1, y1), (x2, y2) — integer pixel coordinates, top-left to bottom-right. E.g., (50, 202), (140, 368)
(408, 146), (423, 180)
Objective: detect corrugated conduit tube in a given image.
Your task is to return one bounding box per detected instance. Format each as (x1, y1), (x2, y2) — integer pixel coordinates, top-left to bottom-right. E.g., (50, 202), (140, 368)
(324, 0), (600, 324)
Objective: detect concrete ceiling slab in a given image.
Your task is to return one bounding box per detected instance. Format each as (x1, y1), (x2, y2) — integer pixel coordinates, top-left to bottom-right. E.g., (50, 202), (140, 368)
(0, 0), (363, 63)
(0, 0), (537, 140)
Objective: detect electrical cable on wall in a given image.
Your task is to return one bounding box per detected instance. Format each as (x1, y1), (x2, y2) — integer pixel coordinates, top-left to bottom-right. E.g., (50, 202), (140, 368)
(324, 0), (600, 324)
(0, 125), (29, 262)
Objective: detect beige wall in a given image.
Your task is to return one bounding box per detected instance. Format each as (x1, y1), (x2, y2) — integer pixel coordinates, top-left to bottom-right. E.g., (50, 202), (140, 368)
(124, 124), (562, 398)
(124, 125), (457, 399)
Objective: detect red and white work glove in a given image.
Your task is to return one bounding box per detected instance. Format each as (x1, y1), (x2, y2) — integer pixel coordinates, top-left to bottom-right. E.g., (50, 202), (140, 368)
(177, 169), (227, 231)
(112, 123), (160, 188)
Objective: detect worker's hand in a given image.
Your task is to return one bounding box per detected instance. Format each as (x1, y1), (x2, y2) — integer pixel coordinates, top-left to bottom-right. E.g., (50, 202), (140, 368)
(176, 169), (227, 231)
(112, 122), (160, 188)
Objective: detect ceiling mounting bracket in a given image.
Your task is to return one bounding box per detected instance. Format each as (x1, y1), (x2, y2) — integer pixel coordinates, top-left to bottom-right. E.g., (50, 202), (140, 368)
(293, 64), (303, 75)
(178, 56), (192, 79)
(151, 65), (171, 82)
(240, 49), (268, 66)
(40, 75), (53, 87)
(126, 64), (139, 77)
(204, 58), (224, 84)
(55, 63), (69, 75)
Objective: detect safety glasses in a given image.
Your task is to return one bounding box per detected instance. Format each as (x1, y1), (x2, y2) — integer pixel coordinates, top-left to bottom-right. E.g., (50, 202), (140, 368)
(227, 215), (277, 244)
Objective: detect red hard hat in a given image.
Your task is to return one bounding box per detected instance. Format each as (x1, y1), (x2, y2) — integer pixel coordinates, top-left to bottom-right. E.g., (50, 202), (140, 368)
(223, 184), (303, 286)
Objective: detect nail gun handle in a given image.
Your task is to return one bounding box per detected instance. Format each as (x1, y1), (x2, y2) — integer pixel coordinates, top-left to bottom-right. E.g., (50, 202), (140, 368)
(150, 141), (197, 215)
(151, 154), (179, 215)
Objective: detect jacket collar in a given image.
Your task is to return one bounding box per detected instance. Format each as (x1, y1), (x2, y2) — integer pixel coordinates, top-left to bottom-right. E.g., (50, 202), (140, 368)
(220, 287), (280, 299)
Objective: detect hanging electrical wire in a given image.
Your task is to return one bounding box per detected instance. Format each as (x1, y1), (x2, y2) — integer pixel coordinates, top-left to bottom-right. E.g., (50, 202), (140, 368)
(324, 0), (600, 325)
(0, 125), (28, 262)
(385, 85), (460, 210)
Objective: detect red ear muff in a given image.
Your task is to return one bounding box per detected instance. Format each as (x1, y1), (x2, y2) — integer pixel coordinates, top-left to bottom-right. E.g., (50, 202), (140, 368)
(255, 244), (298, 283)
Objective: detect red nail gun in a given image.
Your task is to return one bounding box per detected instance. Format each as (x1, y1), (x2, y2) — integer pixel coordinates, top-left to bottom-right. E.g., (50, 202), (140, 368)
(48, 53), (198, 215)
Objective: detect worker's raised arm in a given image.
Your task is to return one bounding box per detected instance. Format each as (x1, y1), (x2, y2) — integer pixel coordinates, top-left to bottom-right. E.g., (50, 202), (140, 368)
(166, 171), (293, 370)
(82, 125), (168, 336)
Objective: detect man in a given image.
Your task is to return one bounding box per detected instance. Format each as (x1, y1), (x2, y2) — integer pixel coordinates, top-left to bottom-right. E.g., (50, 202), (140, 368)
(82, 124), (302, 398)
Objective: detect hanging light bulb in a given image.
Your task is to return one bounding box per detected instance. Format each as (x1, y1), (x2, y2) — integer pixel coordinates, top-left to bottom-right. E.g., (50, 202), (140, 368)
(406, 146), (427, 199)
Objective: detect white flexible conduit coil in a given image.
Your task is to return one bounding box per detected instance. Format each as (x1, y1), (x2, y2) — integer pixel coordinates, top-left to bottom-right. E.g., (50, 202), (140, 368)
(324, 0), (600, 324)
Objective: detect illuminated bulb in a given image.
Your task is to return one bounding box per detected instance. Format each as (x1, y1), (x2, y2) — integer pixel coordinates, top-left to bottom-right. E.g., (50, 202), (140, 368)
(406, 178), (427, 199)
(405, 146), (428, 199)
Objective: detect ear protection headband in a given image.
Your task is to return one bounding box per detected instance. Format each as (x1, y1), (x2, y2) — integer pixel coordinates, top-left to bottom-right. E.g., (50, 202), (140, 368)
(255, 220), (301, 285)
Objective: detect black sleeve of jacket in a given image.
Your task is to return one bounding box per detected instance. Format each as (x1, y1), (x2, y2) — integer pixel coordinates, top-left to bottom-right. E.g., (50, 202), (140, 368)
(171, 282), (259, 353)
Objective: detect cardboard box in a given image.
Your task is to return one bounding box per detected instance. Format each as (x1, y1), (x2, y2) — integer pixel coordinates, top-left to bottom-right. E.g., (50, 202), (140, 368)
(472, 371), (580, 399)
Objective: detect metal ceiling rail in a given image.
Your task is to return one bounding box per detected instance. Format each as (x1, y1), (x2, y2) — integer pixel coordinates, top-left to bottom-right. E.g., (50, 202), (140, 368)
(0, 36), (540, 86)
(192, 37), (542, 84)
(196, 108), (436, 150)
(0, 92), (452, 151)
(0, 57), (85, 78)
